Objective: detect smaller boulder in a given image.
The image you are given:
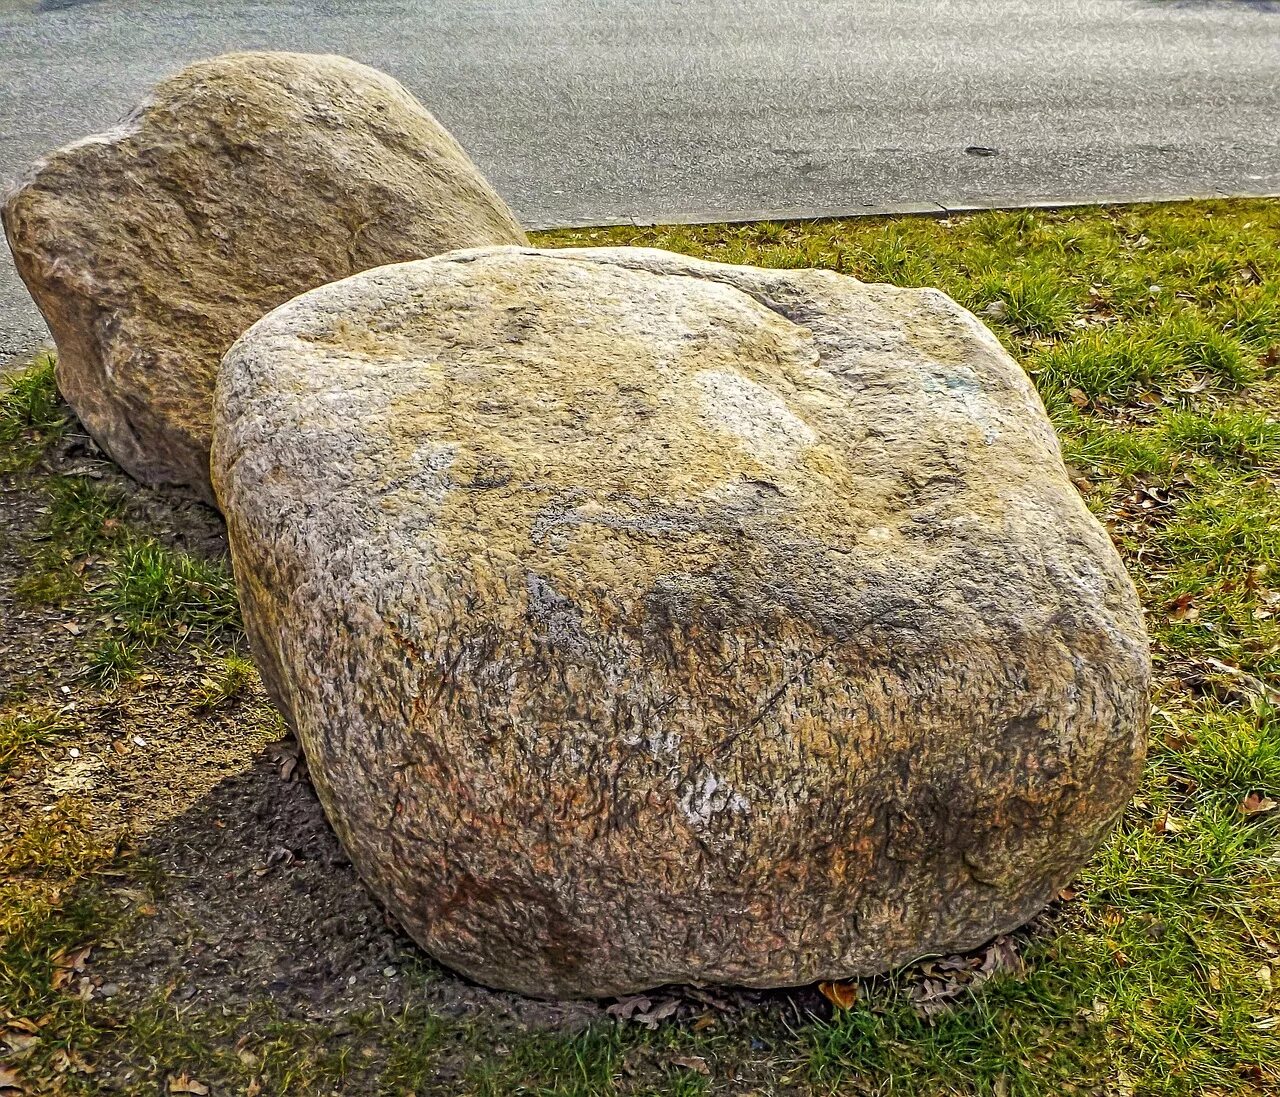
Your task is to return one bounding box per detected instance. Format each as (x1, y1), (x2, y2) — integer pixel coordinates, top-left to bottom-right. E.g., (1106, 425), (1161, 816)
(2, 51), (527, 504)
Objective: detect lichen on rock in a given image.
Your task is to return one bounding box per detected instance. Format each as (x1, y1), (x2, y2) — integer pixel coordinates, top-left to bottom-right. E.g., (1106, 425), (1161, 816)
(2, 51), (527, 504)
(212, 245), (1150, 999)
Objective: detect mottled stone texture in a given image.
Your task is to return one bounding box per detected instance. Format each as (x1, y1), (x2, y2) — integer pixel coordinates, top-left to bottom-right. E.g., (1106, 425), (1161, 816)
(2, 51), (526, 504)
(212, 246), (1150, 999)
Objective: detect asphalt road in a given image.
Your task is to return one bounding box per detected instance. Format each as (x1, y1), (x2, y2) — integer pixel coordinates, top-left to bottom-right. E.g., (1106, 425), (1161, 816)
(2, 0), (1279, 361)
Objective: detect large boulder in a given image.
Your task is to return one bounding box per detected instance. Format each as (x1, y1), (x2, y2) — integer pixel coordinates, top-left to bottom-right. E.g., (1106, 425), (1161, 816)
(212, 246), (1150, 999)
(2, 51), (526, 505)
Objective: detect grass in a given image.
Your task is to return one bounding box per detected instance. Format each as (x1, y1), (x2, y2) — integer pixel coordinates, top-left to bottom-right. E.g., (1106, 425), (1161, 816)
(1, 198), (1278, 1095)
(0, 350), (66, 473)
(0, 707), (73, 775)
(98, 538), (239, 641)
(2, 363), (240, 670)
(192, 650), (258, 709)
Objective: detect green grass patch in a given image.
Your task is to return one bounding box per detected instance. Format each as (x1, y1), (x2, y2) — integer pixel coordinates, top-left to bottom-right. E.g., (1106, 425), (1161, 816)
(0, 350), (66, 472)
(0, 802), (123, 1023)
(100, 538), (239, 642)
(1160, 408), (1280, 467)
(0, 706), (74, 775)
(193, 650), (258, 709)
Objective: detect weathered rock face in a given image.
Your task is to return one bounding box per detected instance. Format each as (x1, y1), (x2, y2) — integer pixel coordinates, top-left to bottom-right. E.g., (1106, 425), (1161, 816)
(2, 51), (526, 505)
(212, 246), (1150, 999)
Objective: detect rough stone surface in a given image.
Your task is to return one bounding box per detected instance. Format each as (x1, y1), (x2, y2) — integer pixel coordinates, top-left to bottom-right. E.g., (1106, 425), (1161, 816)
(2, 51), (527, 504)
(211, 246), (1150, 999)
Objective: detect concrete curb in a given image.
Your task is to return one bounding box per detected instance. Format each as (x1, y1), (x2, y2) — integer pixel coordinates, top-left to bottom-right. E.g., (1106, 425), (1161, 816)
(525, 190), (1280, 232)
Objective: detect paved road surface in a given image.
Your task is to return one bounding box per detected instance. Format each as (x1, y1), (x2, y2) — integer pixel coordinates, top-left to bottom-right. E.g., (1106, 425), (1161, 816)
(2, 0), (1279, 361)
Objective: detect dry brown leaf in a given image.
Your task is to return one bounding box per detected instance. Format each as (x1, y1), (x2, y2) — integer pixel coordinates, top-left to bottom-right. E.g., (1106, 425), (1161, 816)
(631, 999), (679, 1029)
(671, 1054), (711, 1076)
(818, 980), (859, 1009)
(910, 976), (961, 1018)
(0, 1030), (38, 1057)
(0, 1065), (23, 1092)
(1068, 387), (1089, 409)
(605, 995), (649, 1021)
(1241, 792), (1278, 816)
(167, 1074), (210, 1096)
(606, 994), (678, 1028)
(1237, 1064), (1266, 1085)
(48, 1047), (93, 1075)
(1162, 729), (1197, 752)
(1152, 814), (1184, 835)
(980, 936), (1025, 977)
(1201, 659), (1280, 705)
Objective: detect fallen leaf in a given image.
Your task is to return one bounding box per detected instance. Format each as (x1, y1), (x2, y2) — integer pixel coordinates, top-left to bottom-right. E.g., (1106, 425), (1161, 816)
(0, 1066), (23, 1092)
(979, 936), (1025, 978)
(1201, 659), (1280, 705)
(1152, 814), (1183, 835)
(167, 1074), (210, 1096)
(1067, 467), (1093, 495)
(1068, 387), (1089, 409)
(606, 995), (652, 1022)
(50, 945), (92, 989)
(631, 999), (679, 1029)
(671, 1055), (710, 1076)
(0, 1029), (38, 1057)
(910, 976), (961, 1018)
(1241, 792), (1277, 816)
(818, 980), (859, 1009)
(48, 1047), (94, 1075)
(1162, 729), (1197, 752)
